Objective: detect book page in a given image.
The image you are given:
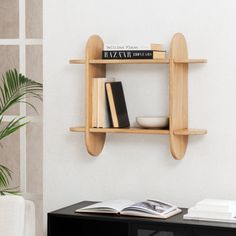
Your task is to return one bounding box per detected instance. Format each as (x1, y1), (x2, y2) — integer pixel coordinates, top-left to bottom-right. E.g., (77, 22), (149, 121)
(76, 200), (134, 213)
(121, 199), (177, 215)
(121, 208), (182, 219)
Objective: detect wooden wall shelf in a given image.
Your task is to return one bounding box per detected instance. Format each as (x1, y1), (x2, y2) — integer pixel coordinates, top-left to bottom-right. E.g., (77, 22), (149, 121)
(69, 33), (207, 159)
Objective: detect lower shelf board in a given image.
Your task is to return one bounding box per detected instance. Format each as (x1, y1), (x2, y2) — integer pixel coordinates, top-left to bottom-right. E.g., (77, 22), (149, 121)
(69, 127), (169, 134)
(173, 128), (207, 135)
(90, 127), (170, 134)
(69, 127), (207, 135)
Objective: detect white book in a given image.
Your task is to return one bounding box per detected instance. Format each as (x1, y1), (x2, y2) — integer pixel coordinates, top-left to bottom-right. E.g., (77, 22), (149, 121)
(196, 199), (236, 212)
(187, 207), (236, 220)
(189, 205), (236, 213)
(104, 44), (151, 51)
(183, 214), (236, 223)
(92, 79), (98, 127)
(95, 77), (115, 128)
(76, 199), (182, 219)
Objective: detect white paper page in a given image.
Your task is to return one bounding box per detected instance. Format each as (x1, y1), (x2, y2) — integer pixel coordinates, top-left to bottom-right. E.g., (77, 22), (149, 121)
(81, 200), (134, 212)
(122, 200), (176, 215)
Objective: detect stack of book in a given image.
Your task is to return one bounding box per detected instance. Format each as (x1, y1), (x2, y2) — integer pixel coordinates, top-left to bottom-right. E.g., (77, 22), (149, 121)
(102, 43), (166, 59)
(92, 78), (130, 128)
(184, 199), (236, 223)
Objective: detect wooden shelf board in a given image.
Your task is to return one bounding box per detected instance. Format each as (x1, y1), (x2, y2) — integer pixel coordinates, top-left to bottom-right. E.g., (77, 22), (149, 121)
(69, 59), (86, 64)
(173, 128), (207, 135)
(90, 127), (170, 134)
(70, 127), (207, 135)
(70, 127), (85, 132)
(69, 127), (169, 134)
(89, 59), (170, 64)
(174, 59), (207, 64)
(69, 58), (207, 65)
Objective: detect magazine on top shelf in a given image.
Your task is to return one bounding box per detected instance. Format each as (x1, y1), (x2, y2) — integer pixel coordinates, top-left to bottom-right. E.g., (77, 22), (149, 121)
(75, 199), (182, 219)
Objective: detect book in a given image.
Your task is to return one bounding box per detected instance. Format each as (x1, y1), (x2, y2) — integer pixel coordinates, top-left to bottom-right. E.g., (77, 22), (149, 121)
(196, 199), (236, 212)
(102, 50), (166, 59)
(104, 44), (163, 51)
(151, 43), (163, 51)
(75, 199), (182, 219)
(183, 215), (236, 223)
(92, 77), (115, 128)
(105, 82), (130, 128)
(153, 51), (166, 59)
(104, 44), (151, 51)
(187, 207), (236, 220)
(92, 78), (98, 127)
(184, 199), (236, 223)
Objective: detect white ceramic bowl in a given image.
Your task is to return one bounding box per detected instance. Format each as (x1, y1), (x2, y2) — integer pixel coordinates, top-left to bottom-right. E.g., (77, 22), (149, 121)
(136, 116), (169, 128)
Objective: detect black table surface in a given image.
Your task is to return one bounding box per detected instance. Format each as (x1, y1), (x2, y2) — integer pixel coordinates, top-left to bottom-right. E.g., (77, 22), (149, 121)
(48, 201), (236, 230)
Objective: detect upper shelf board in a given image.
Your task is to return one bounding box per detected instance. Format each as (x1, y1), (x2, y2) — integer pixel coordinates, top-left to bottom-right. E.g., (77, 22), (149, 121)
(69, 59), (207, 65)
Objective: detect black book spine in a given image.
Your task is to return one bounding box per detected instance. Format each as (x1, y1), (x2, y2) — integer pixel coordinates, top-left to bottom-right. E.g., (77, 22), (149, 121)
(111, 83), (130, 128)
(106, 82), (130, 128)
(102, 50), (153, 59)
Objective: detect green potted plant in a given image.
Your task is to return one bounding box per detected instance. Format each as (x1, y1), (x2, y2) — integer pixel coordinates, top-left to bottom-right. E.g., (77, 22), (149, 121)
(0, 69), (43, 195)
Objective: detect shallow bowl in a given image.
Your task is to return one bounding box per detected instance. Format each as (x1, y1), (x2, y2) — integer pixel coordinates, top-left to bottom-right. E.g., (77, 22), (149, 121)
(136, 116), (169, 128)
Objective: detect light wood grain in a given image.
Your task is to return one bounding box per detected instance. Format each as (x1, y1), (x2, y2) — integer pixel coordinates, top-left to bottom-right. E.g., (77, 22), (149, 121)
(70, 127), (207, 136)
(89, 59), (170, 64)
(69, 59), (86, 64)
(169, 33), (189, 160)
(174, 59), (207, 64)
(174, 129), (207, 135)
(70, 127), (85, 132)
(90, 128), (170, 134)
(85, 35), (106, 156)
(70, 58), (207, 65)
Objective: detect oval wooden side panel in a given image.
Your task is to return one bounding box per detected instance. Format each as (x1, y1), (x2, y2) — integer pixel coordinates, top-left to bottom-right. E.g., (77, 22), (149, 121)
(85, 35), (106, 156)
(169, 33), (188, 160)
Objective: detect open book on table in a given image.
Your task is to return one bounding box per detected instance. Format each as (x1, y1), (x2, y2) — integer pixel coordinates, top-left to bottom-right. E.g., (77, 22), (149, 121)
(75, 199), (182, 219)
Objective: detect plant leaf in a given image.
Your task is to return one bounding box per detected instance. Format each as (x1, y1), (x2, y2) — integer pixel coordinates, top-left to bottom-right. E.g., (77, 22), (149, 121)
(0, 69), (43, 116)
(0, 116), (27, 141)
(0, 165), (12, 189)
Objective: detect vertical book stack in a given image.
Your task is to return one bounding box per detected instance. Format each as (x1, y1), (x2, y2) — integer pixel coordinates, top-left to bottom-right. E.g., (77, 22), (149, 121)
(92, 79), (130, 128)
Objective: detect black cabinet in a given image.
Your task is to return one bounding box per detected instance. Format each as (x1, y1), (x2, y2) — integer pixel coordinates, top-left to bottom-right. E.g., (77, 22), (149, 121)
(133, 224), (192, 236)
(48, 201), (236, 236)
(48, 215), (129, 236)
(83, 220), (129, 236)
(193, 228), (236, 236)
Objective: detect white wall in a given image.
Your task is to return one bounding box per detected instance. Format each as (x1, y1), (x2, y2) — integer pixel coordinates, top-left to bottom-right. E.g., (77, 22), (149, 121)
(44, 0), (236, 232)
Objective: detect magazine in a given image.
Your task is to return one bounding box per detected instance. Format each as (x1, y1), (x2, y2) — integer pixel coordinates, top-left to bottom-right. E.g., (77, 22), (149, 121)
(75, 199), (182, 219)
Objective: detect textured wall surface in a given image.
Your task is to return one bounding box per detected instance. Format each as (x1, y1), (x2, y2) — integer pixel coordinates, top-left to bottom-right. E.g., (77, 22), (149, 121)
(44, 0), (236, 235)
